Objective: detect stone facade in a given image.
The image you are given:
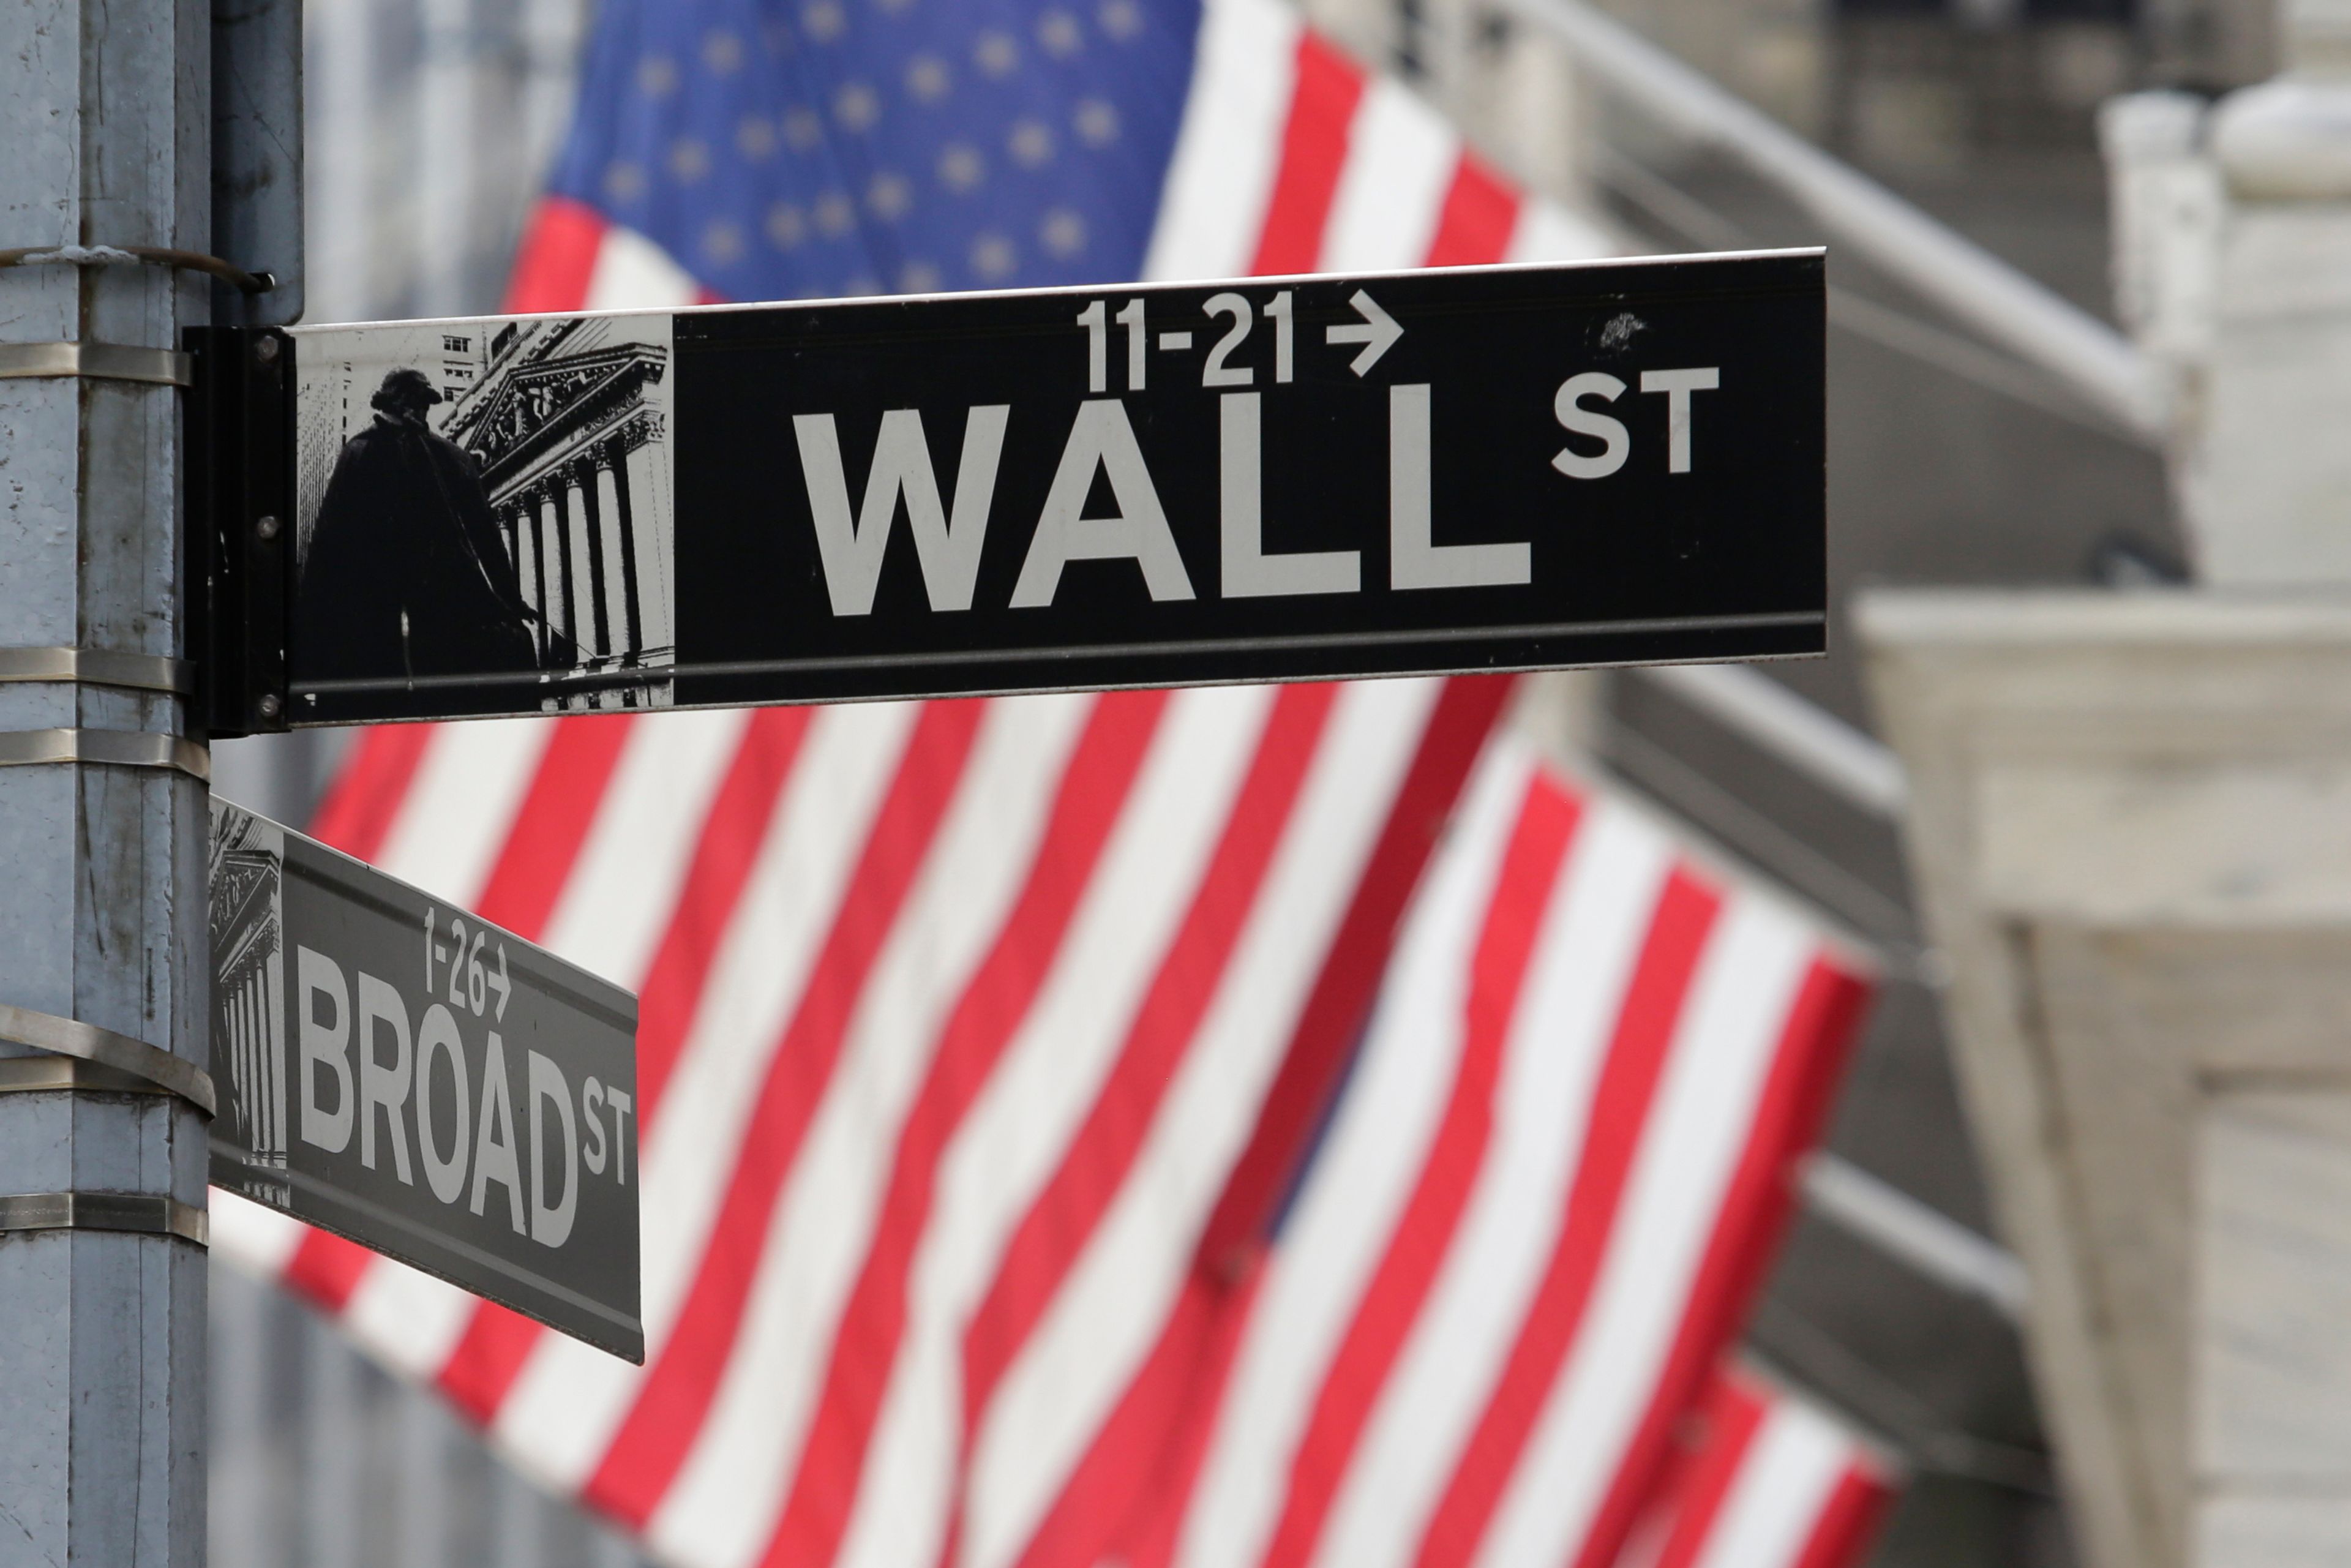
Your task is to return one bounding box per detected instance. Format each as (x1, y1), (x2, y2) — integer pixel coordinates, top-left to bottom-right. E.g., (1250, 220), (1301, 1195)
(1862, 593), (2351, 1568)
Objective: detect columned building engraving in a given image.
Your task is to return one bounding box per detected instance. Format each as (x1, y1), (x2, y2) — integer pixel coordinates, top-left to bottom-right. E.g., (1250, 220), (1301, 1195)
(209, 808), (289, 1203)
(443, 317), (677, 709)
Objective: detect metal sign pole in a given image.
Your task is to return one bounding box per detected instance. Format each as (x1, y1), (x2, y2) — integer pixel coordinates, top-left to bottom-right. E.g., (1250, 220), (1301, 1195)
(0, 0), (214, 1561)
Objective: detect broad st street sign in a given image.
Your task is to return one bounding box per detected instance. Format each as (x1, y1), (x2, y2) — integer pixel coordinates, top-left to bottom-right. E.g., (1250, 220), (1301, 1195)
(208, 800), (643, 1360)
(193, 248), (1824, 732)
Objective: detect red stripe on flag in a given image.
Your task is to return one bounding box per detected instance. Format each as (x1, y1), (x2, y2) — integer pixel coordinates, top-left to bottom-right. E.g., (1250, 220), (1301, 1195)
(1254, 775), (1584, 1568)
(283, 1229), (378, 1312)
(470, 716), (636, 939)
(1415, 868), (1724, 1568)
(439, 1305), (541, 1424)
(505, 197), (608, 313)
(1790, 1465), (1897, 1568)
(1250, 33), (1367, 276)
(636, 708), (816, 1117)
(1200, 675), (1515, 1275)
(1565, 959), (1874, 1568)
(585, 699), (986, 1526)
(760, 691), (1172, 1568)
(1012, 1265), (1267, 1568)
(1422, 154), (1522, 268)
(937, 683), (1341, 1568)
(1651, 1378), (1773, 1568)
(309, 726), (436, 858)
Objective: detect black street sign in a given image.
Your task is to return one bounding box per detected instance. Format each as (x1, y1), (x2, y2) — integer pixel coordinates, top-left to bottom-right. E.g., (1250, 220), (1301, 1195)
(209, 249), (1823, 730)
(208, 799), (642, 1361)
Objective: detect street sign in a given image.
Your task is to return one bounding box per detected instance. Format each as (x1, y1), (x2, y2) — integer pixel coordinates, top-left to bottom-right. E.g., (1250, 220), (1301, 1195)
(208, 799), (642, 1361)
(208, 248), (1823, 730)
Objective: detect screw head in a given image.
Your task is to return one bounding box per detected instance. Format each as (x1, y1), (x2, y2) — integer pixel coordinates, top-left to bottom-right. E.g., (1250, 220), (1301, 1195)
(257, 694), (282, 721)
(253, 336), (279, 365)
(255, 514), (280, 541)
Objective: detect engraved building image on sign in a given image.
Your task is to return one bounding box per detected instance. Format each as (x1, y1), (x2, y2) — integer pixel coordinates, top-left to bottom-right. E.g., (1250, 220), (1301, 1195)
(293, 313), (677, 716)
(209, 803), (290, 1204)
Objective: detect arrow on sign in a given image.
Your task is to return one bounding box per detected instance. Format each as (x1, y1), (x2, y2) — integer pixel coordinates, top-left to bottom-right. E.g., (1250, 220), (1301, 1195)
(1326, 290), (1403, 377)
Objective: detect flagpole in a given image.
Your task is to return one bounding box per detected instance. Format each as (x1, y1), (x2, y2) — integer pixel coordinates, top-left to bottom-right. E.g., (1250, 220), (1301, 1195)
(0, 0), (213, 1560)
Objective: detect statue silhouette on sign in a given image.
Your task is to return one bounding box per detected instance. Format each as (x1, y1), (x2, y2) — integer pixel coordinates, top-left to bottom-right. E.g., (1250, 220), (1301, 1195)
(297, 369), (556, 685)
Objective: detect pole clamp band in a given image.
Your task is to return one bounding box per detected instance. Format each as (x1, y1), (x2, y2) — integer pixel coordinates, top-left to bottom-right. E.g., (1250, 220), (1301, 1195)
(0, 244), (272, 295)
(0, 1002), (216, 1119)
(0, 1057), (179, 1100)
(0, 1192), (208, 1247)
(0, 729), (209, 782)
(0, 342), (193, 388)
(0, 647), (194, 696)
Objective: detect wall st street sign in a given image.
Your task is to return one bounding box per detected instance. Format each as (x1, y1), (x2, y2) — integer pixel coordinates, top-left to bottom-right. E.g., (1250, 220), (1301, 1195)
(209, 800), (642, 1360)
(195, 249), (1824, 732)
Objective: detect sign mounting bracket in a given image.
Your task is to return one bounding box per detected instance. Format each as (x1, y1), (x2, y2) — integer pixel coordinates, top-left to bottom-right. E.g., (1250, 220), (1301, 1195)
(186, 326), (296, 740)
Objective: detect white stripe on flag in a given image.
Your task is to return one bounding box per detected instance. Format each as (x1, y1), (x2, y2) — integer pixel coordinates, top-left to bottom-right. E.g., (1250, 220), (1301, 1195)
(1172, 743), (1534, 1568)
(648, 696), (1095, 1568)
(956, 678), (1443, 1568)
(495, 703), (920, 1485)
(1505, 200), (1621, 264)
(585, 223), (702, 311)
(838, 688), (1276, 1568)
(373, 718), (555, 900)
(344, 1259), (478, 1382)
(541, 709), (751, 987)
(210, 1187), (309, 1275)
(1691, 1399), (1862, 1568)
(1142, 0), (1302, 281)
(1318, 77), (1460, 272)
(1311, 799), (1674, 1568)
(1474, 896), (1812, 1568)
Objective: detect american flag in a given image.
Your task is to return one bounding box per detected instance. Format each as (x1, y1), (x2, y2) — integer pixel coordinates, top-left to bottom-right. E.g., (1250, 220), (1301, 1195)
(212, 705), (1883, 1568)
(1062, 736), (1874, 1568)
(214, 2), (1895, 1566)
(501, 0), (1614, 313)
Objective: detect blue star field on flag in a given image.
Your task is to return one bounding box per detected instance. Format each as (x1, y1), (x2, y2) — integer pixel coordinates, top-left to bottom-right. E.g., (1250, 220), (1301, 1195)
(544, 0), (1205, 302)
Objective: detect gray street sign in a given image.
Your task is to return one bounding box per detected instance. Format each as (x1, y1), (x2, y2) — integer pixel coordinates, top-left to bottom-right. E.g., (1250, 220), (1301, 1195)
(208, 798), (642, 1361)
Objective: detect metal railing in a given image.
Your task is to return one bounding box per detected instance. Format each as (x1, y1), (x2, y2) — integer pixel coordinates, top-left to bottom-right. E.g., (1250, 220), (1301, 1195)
(1493, 0), (2171, 446)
